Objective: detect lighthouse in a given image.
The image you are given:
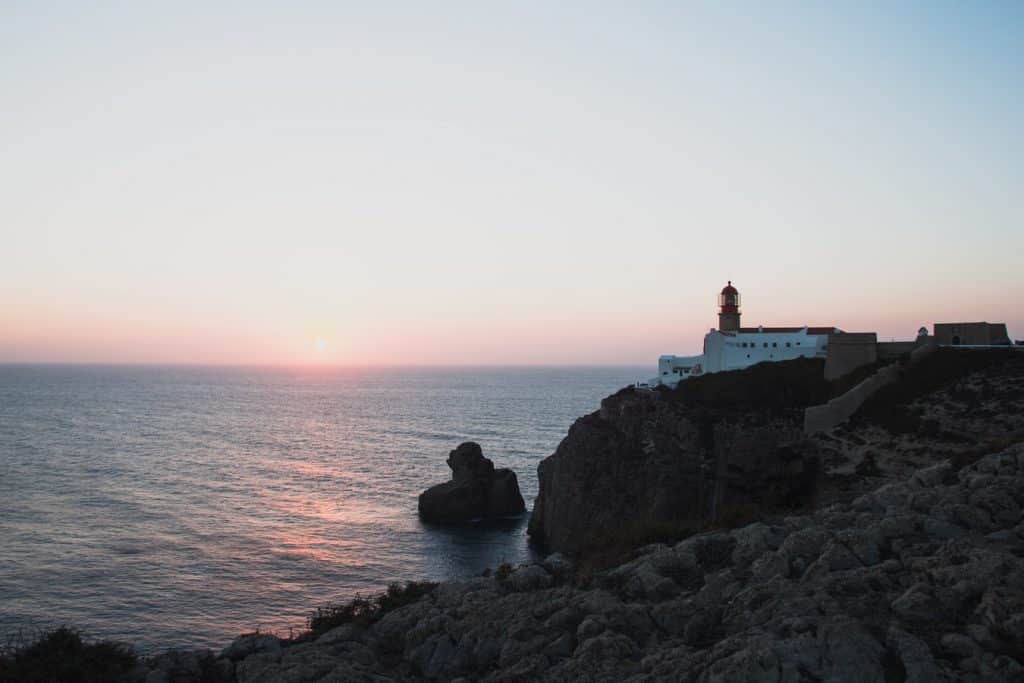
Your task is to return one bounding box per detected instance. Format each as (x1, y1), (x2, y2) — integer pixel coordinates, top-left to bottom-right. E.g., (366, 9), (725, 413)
(718, 281), (741, 333)
(654, 280), (841, 385)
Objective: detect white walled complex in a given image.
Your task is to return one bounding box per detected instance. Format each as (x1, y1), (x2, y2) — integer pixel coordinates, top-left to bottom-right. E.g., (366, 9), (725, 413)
(653, 282), (840, 386)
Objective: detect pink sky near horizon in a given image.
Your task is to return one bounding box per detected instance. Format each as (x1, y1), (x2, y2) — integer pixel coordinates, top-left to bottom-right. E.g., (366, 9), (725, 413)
(2, 3), (1022, 366)
(3, 275), (1019, 366)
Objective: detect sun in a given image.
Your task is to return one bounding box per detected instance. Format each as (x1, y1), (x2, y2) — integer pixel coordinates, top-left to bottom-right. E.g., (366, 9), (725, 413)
(314, 339), (328, 351)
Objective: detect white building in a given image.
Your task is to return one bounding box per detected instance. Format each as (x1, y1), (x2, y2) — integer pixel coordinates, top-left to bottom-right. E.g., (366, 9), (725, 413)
(652, 282), (841, 386)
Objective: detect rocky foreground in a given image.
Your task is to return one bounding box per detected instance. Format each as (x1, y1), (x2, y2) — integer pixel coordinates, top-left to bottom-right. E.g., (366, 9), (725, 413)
(130, 442), (1024, 682)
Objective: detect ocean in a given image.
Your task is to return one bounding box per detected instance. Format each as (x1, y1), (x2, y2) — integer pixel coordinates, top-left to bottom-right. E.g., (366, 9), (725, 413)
(0, 365), (643, 651)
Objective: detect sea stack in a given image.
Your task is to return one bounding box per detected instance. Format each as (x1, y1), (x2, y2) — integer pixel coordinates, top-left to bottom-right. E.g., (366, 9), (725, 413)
(418, 442), (526, 523)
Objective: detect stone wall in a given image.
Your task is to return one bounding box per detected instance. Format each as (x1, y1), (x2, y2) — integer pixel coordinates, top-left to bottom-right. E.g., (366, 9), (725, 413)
(805, 341), (937, 435)
(934, 322), (1011, 345)
(823, 332), (877, 380)
(877, 340), (920, 359)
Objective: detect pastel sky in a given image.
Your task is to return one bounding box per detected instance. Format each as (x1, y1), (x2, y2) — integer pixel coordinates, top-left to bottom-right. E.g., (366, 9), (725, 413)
(2, 2), (1022, 365)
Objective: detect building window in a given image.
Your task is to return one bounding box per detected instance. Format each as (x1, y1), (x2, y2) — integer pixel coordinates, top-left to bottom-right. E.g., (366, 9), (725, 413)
(772, 342), (777, 348)
(746, 354), (750, 358)
(763, 343), (768, 348)
(786, 342), (791, 347)
(796, 342), (801, 346)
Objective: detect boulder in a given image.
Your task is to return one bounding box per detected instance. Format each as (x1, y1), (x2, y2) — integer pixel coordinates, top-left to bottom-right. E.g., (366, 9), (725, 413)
(418, 442), (526, 523)
(219, 633), (281, 661)
(507, 564), (552, 592)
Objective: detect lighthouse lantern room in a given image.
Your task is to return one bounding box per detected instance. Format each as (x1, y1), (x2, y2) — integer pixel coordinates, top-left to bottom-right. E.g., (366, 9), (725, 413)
(718, 281), (741, 333)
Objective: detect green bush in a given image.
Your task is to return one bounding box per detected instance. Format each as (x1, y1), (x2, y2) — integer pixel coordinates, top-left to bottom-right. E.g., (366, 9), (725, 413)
(308, 581), (439, 637)
(0, 626), (136, 682)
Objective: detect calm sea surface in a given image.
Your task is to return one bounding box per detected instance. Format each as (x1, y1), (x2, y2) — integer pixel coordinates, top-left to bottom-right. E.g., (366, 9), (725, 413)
(0, 365), (642, 651)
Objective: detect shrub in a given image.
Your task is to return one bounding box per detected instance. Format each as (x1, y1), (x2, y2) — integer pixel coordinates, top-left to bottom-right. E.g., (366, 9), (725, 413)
(670, 357), (832, 415)
(493, 563), (514, 582)
(376, 581), (438, 615)
(307, 581), (438, 637)
(0, 626), (136, 682)
(572, 518), (699, 586)
(855, 452), (882, 477)
(859, 349), (1024, 425)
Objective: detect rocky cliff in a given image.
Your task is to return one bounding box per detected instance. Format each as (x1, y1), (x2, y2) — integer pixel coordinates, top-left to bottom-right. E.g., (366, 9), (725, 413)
(528, 350), (1024, 556)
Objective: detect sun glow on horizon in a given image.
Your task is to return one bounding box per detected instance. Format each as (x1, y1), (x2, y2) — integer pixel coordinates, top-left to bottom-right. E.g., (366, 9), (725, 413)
(1, 3), (1021, 365)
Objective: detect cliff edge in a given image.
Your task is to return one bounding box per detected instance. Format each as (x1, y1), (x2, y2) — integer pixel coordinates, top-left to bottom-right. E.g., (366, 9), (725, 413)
(528, 349), (1024, 556)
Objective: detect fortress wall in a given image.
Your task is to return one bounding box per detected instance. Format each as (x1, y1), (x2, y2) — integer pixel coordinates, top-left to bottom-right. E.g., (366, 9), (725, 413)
(877, 341), (920, 360)
(806, 364), (900, 434)
(806, 341), (938, 434)
(823, 333), (878, 381)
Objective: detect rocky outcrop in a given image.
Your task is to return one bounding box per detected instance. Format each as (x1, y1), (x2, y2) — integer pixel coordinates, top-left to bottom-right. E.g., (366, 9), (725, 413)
(811, 348), (1024, 504)
(529, 349), (1024, 555)
(131, 443), (1024, 682)
(528, 359), (832, 554)
(418, 442), (526, 523)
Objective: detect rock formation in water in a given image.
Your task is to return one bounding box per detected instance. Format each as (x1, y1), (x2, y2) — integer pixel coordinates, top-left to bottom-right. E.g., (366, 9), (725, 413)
(418, 442), (526, 523)
(528, 349), (1024, 555)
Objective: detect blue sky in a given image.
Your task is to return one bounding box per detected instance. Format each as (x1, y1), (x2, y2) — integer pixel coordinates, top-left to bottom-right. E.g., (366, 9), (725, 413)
(2, 2), (1022, 363)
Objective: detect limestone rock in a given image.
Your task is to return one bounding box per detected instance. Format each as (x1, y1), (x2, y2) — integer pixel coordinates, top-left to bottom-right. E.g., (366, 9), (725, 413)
(418, 442), (526, 523)
(527, 359), (838, 553)
(220, 634), (281, 661)
(507, 565), (552, 592)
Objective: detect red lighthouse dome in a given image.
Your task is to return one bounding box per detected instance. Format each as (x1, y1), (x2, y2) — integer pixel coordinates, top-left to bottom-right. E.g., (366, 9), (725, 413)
(719, 281), (740, 313)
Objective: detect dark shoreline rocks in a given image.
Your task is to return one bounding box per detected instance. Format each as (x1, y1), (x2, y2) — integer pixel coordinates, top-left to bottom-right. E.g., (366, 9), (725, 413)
(418, 442), (526, 524)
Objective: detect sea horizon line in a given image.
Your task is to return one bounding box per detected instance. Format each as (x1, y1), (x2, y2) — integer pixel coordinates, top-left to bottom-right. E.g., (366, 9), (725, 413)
(0, 361), (652, 370)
